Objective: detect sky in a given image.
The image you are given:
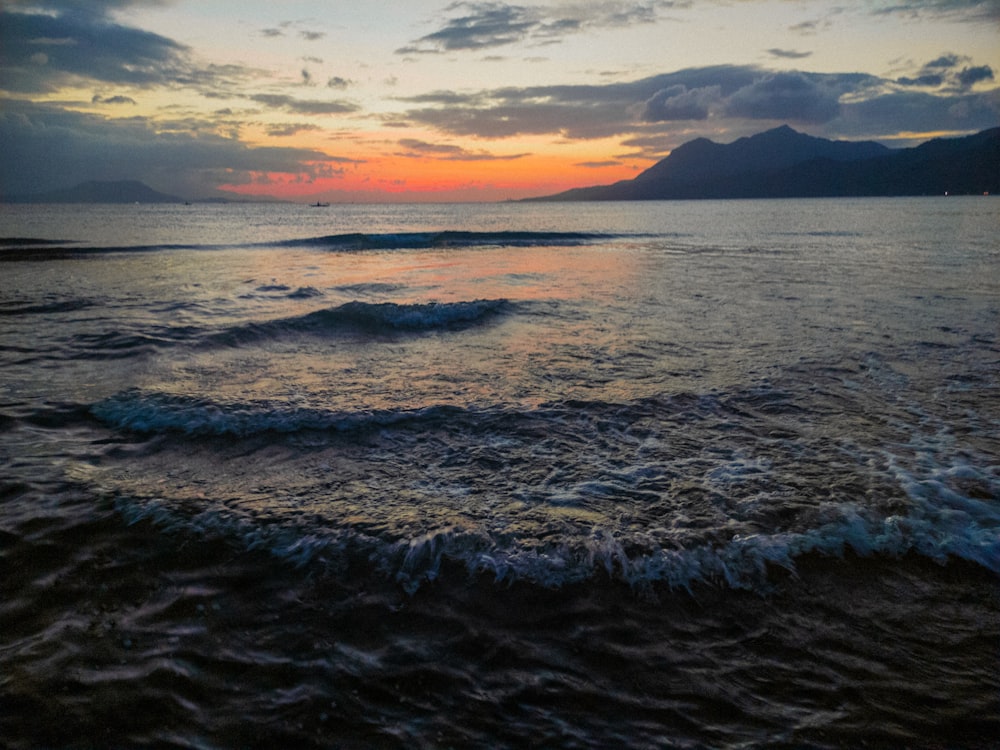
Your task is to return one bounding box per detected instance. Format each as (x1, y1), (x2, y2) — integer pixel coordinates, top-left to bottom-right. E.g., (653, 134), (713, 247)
(1, 0), (998, 202)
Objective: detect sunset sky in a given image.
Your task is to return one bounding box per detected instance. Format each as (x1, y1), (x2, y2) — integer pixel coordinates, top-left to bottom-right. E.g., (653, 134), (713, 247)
(2, 0), (998, 202)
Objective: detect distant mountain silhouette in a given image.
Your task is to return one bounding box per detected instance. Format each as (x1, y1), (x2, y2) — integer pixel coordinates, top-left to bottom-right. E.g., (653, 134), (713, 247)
(531, 126), (1000, 201)
(6, 180), (183, 203)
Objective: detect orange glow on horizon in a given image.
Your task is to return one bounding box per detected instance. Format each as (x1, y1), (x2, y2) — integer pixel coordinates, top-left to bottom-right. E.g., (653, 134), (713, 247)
(217, 145), (645, 202)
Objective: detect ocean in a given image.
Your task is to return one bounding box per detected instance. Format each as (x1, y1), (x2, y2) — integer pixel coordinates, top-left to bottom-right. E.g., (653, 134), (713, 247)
(1, 198), (998, 748)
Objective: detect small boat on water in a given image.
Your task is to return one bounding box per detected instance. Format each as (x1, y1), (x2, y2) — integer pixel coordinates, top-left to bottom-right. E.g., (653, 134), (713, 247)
(310, 201), (331, 207)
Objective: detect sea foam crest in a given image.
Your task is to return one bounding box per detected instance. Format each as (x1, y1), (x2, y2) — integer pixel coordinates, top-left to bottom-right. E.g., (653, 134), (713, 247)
(112, 475), (1000, 596)
(405, 498), (999, 593)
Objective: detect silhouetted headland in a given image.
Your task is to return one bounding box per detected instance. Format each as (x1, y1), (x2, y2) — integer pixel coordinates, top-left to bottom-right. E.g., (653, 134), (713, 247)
(529, 125), (1000, 200)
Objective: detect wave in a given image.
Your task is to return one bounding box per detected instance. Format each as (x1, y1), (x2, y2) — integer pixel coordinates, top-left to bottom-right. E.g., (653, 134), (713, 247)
(0, 237), (84, 261)
(0, 240), (204, 261)
(275, 230), (613, 251)
(91, 389), (470, 437)
(20, 298), (510, 361)
(308, 298), (509, 330)
(240, 284), (325, 300)
(93, 387), (1000, 591)
(0, 297), (96, 316)
(0, 230), (618, 261)
(112, 480), (1000, 596)
(216, 298), (511, 345)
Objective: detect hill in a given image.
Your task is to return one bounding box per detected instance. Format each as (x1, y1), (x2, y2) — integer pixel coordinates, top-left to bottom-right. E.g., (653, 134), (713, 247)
(530, 126), (1000, 201)
(6, 180), (184, 204)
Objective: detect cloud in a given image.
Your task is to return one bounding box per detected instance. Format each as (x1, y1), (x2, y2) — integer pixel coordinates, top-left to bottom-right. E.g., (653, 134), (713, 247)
(640, 84), (721, 121)
(299, 30), (326, 41)
(92, 93), (137, 104)
(398, 66), (843, 138)
(957, 65), (994, 88)
(0, 4), (190, 93)
(722, 71), (844, 123)
(896, 74), (944, 86)
(831, 87), (1000, 138)
(0, 99), (348, 198)
(397, 1), (683, 54)
(396, 137), (529, 161)
(923, 53), (964, 69)
(617, 132), (684, 159)
(3, 1), (173, 13)
(395, 62), (997, 147)
(397, 65), (760, 138)
(894, 54), (994, 91)
(327, 76), (352, 89)
(788, 19), (822, 34)
(767, 48), (812, 59)
(869, 0), (1000, 22)
(398, 3), (536, 53)
(266, 122), (322, 137)
(248, 93), (360, 115)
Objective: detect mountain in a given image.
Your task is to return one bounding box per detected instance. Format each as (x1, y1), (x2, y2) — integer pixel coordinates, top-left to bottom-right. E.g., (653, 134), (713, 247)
(6, 180), (184, 203)
(530, 126), (1000, 201)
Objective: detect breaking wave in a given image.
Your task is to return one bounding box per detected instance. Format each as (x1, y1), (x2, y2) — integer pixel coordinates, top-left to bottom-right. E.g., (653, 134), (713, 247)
(94, 387), (1000, 592)
(216, 298), (512, 344)
(112, 481), (1000, 596)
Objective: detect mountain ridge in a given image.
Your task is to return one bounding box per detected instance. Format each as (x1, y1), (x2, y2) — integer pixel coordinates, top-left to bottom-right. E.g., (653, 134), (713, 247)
(530, 126), (1000, 201)
(4, 179), (184, 204)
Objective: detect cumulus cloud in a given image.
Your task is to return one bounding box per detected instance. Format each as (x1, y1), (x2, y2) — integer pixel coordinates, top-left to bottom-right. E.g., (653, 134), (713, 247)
(640, 84), (721, 121)
(723, 72), (844, 123)
(397, 1), (683, 54)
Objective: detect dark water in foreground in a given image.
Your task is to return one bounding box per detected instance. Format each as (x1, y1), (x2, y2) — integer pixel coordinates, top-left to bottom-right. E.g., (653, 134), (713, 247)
(2, 199), (998, 748)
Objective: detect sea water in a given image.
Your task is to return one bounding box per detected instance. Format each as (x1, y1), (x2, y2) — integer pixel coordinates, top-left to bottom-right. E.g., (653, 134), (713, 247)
(1, 198), (998, 748)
